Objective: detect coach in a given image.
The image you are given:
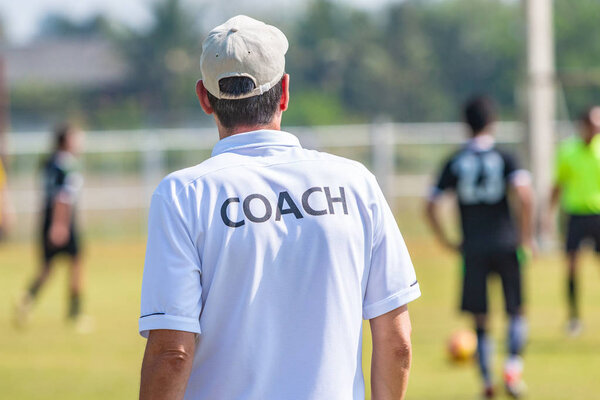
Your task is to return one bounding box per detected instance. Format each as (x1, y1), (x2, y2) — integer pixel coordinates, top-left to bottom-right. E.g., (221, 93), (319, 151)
(139, 15), (420, 400)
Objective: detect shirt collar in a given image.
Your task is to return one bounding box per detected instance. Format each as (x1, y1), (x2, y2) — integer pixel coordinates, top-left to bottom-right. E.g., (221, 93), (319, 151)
(211, 130), (301, 157)
(466, 133), (495, 151)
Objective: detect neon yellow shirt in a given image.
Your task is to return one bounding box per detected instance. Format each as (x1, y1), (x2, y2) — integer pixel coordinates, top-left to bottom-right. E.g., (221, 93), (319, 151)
(555, 135), (600, 215)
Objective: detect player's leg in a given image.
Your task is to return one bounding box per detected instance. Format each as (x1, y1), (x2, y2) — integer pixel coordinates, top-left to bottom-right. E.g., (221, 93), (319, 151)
(498, 250), (527, 398)
(14, 256), (53, 328)
(565, 251), (582, 333)
(68, 255), (93, 333)
(27, 260), (53, 299)
(68, 255), (83, 320)
(66, 231), (92, 332)
(67, 226), (83, 320)
(564, 215), (584, 334)
(473, 313), (494, 398)
(461, 252), (493, 397)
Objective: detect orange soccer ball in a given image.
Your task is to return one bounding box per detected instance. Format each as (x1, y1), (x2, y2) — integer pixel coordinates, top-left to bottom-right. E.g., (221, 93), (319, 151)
(447, 329), (477, 363)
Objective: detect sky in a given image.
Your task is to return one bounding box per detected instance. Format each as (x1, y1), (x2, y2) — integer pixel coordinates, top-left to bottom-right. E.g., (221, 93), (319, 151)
(0, 0), (398, 45)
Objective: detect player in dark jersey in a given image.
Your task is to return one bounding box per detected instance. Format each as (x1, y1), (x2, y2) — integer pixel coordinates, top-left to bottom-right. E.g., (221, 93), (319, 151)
(14, 124), (87, 331)
(425, 96), (535, 399)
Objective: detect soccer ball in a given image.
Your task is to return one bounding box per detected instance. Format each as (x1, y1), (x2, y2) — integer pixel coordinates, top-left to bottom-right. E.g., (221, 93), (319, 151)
(447, 329), (477, 363)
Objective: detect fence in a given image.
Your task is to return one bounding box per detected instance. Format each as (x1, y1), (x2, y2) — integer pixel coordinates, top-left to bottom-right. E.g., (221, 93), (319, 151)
(3, 121), (574, 237)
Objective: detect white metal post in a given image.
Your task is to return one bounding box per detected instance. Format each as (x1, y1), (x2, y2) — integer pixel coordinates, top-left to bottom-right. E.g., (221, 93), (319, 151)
(143, 132), (166, 206)
(526, 0), (555, 225)
(371, 120), (396, 211)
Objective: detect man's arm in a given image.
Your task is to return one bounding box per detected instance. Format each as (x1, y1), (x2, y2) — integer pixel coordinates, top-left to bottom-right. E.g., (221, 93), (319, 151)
(549, 185), (561, 220)
(424, 198), (459, 252)
(140, 329), (197, 400)
(512, 183), (536, 252)
(0, 186), (13, 233)
(539, 184), (561, 239)
(370, 305), (412, 400)
(549, 185), (561, 213)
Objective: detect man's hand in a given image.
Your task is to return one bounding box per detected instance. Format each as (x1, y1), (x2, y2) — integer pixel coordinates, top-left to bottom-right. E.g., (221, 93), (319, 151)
(441, 238), (462, 253)
(520, 236), (538, 259)
(49, 199), (72, 247)
(370, 305), (412, 400)
(140, 329), (196, 400)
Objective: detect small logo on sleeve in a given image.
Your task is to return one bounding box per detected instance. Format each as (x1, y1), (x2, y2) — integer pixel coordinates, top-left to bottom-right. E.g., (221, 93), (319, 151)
(220, 186), (348, 227)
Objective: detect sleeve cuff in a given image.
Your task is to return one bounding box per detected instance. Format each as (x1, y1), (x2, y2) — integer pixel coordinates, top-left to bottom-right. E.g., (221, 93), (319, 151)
(56, 190), (76, 205)
(362, 284), (421, 320)
(139, 313), (201, 338)
(508, 170), (532, 187)
(428, 187), (443, 201)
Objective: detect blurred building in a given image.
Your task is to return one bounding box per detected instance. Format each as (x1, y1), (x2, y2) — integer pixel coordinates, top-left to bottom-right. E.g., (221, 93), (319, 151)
(1, 38), (128, 89)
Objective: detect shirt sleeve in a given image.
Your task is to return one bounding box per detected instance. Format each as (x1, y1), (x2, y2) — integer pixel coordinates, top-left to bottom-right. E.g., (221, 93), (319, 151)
(139, 192), (203, 338)
(429, 158), (456, 199)
(503, 152), (531, 187)
(55, 170), (83, 204)
(363, 177), (421, 320)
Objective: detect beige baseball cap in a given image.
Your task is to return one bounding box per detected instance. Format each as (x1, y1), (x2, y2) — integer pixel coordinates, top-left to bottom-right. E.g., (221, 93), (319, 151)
(200, 15), (289, 100)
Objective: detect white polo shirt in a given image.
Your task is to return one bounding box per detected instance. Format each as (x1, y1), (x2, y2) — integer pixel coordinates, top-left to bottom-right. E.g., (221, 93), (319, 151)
(140, 129), (420, 400)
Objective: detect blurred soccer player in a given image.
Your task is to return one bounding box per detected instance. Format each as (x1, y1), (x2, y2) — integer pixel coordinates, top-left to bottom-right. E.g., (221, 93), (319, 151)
(15, 124), (87, 330)
(425, 96), (534, 399)
(549, 106), (600, 336)
(139, 15), (420, 400)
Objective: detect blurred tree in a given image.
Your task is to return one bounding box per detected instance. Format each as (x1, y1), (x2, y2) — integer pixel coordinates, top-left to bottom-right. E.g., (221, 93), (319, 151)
(9, 0), (600, 130)
(420, 0), (523, 120)
(287, 0), (384, 124)
(288, 0), (522, 123)
(555, 0), (600, 118)
(120, 0), (202, 124)
(38, 13), (116, 39)
(379, 2), (449, 121)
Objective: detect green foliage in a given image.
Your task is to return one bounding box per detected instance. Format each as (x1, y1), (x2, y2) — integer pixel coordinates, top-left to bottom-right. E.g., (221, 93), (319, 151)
(10, 84), (85, 127)
(119, 0), (201, 121)
(419, 0), (523, 119)
(554, 0), (600, 116)
(10, 0), (600, 128)
(284, 91), (360, 126)
(287, 0), (523, 122)
(38, 13), (116, 39)
(91, 97), (144, 130)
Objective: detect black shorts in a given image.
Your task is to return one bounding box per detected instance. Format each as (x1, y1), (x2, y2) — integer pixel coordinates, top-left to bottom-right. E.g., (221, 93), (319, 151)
(461, 250), (522, 315)
(566, 214), (600, 253)
(41, 224), (80, 263)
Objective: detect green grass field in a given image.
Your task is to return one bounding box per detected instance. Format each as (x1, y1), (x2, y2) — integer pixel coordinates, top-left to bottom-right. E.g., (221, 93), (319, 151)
(1, 203), (600, 399)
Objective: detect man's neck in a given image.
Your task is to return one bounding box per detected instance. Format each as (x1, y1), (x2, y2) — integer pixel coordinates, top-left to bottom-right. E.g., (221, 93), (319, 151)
(218, 123), (281, 140)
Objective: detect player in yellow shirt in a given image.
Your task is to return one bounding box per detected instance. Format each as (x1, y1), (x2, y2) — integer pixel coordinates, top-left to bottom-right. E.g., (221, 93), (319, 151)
(550, 106), (600, 336)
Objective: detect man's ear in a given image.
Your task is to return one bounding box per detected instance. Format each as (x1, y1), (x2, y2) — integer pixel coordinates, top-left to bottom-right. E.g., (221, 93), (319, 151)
(196, 80), (214, 115)
(280, 74), (290, 112)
